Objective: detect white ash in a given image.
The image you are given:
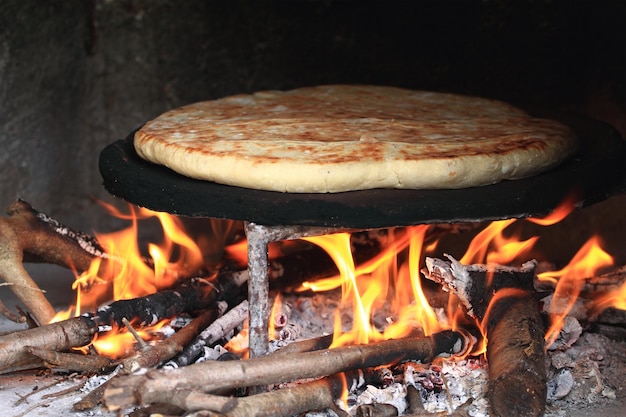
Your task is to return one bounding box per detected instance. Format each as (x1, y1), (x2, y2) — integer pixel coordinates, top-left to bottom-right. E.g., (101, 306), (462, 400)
(352, 383), (407, 415)
(544, 332), (621, 416)
(546, 316), (584, 351)
(81, 365), (122, 394)
(410, 360), (490, 416)
(36, 211), (109, 259)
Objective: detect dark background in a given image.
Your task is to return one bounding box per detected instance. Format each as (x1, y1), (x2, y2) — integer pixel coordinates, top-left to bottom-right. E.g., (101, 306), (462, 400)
(0, 0), (625, 265)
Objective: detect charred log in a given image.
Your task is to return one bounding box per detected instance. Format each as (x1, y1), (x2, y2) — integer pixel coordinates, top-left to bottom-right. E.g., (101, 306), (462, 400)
(423, 255), (546, 417)
(0, 272), (245, 372)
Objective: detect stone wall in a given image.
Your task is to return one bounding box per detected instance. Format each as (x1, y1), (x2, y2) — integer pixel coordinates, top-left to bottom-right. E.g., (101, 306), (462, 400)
(0, 0), (624, 256)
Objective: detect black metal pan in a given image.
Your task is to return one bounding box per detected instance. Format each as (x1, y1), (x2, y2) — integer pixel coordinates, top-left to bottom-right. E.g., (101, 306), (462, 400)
(99, 112), (626, 228)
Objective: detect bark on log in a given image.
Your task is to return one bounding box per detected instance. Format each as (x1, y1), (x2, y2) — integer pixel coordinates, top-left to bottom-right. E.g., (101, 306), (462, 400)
(186, 375), (344, 417)
(0, 200), (106, 324)
(0, 274), (241, 372)
(213, 375), (344, 417)
(484, 289), (546, 417)
(25, 346), (117, 372)
(0, 315), (95, 372)
(423, 255), (546, 417)
(103, 330), (466, 410)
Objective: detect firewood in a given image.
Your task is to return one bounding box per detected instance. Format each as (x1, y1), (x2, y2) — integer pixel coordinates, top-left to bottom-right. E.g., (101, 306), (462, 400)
(103, 330), (466, 410)
(121, 303), (224, 373)
(170, 368), (388, 417)
(185, 375), (344, 417)
(0, 200), (107, 324)
(423, 255), (546, 417)
(0, 273), (245, 372)
(0, 315), (95, 372)
(484, 289), (546, 417)
(25, 346), (117, 372)
(166, 299), (249, 368)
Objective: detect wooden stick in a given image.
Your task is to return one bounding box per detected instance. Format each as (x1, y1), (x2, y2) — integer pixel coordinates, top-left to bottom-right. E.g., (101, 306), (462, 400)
(198, 375), (344, 417)
(25, 346), (117, 372)
(484, 289), (546, 417)
(103, 330), (465, 410)
(0, 315), (95, 372)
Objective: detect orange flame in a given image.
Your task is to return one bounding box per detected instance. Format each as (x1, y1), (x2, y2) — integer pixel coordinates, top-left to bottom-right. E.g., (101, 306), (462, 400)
(303, 226), (446, 347)
(88, 319), (169, 359)
(594, 280), (626, 312)
(460, 218), (538, 266)
(526, 194), (578, 226)
(539, 236), (614, 347)
(51, 204), (205, 358)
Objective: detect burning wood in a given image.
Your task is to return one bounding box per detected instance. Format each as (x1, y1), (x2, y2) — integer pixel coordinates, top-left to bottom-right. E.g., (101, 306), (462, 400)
(0, 272), (244, 372)
(103, 330), (466, 411)
(423, 255), (546, 417)
(1, 196), (625, 417)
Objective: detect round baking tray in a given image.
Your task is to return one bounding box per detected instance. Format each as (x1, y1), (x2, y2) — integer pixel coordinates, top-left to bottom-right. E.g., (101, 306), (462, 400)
(99, 112), (626, 228)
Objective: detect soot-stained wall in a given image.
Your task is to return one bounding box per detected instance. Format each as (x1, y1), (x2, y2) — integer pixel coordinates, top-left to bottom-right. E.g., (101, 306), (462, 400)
(0, 0), (624, 264)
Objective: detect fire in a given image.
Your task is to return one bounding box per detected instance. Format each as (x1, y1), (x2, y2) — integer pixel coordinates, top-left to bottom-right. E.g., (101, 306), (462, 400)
(45, 192), (621, 363)
(539, 236), (614, 346)
(51, 203), (204, 357)
(303, 227), (445, 347)
(298, 195), (621, 360)
(86, 319), (169, 359)
(460, 218), (539, 267)
(594, 281), (626, 312)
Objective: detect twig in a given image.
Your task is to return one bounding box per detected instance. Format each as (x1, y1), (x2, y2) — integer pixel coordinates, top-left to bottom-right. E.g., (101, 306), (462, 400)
(122, 317), (149, 349)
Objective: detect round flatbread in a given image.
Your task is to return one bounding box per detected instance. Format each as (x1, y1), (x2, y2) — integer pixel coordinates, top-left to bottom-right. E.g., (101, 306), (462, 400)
(134, 85), (577, 193)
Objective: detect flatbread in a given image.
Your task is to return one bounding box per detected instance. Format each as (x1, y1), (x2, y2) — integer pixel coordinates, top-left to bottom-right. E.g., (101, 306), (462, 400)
(134, 85), (578, 193)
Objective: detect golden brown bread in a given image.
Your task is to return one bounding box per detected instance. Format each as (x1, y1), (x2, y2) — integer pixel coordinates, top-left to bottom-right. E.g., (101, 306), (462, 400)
(134, 85), (577, 193)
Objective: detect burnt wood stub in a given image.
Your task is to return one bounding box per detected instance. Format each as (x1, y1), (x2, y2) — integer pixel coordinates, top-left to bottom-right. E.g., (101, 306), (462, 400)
(423, 256), (547, 417)
(485, 290), (547, 417)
